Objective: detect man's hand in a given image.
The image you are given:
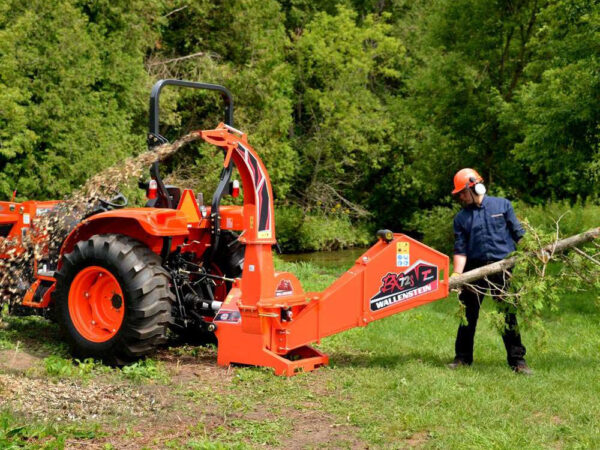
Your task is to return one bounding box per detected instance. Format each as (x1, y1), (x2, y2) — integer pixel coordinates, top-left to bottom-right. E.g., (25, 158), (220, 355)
(450, 272), (462, 293)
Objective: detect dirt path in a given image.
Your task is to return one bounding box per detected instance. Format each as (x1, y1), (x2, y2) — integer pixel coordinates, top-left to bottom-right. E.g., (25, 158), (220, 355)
(0, 347), (365, 448)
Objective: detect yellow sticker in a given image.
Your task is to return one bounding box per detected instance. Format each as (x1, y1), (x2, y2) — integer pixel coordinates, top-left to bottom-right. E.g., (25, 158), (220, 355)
(396, 242), (410, 267)
(257, 230), (272, 239)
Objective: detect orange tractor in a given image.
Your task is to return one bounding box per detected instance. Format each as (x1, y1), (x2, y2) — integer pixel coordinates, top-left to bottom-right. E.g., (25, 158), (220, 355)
(1, 80), (450, 375)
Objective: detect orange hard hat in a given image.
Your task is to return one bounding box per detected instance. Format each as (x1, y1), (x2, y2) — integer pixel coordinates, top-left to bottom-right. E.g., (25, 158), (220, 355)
(452, 168), (484, 194)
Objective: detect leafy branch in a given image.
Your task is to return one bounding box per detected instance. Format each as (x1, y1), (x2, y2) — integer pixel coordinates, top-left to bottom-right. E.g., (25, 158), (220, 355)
(450, 220), (600, 335)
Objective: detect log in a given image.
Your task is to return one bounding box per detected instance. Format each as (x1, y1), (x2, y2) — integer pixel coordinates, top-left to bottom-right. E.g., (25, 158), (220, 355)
(448, 227), (600, 290)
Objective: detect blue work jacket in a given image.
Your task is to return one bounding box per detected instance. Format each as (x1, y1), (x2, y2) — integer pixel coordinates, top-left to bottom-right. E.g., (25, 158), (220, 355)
(453, 196), (525, 261)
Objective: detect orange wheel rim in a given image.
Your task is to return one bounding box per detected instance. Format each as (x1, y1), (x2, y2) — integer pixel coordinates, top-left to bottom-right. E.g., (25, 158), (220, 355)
(68, 266), (125, 343)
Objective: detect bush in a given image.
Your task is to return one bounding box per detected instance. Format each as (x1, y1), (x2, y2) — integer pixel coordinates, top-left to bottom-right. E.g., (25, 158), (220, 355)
(407, 204), (459, 256)
(274, 206), (304, 252)
(515, 198), (600, 236)
(406, 199), (600, 258)
(275, 206), (372, 253)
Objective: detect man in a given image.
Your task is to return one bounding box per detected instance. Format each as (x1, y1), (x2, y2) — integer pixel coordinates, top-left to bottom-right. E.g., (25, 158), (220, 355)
(448, 168), (532, 374)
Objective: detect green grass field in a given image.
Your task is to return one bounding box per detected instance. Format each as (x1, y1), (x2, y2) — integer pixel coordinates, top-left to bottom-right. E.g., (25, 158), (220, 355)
(277, 259), (600, 448)
(0, 257), (598, 448)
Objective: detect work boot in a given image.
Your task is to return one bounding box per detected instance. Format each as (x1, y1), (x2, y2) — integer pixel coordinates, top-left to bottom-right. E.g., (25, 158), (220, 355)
(447, 358), (470, 370)
(511, 362), (533, 375)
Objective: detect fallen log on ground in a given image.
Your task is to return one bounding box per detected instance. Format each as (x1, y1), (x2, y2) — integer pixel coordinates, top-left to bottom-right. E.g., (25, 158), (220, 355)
(448, 227), (600, 290)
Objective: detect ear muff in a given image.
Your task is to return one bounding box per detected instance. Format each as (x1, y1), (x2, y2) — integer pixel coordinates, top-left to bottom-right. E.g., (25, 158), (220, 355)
(469, 177), (486, 195)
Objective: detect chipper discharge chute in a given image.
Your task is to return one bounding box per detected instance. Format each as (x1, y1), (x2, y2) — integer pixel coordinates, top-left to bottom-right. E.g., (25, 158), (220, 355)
(3, 79), (449, 375)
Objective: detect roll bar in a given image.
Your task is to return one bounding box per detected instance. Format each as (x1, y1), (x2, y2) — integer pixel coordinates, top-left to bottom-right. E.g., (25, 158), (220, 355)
(148, 79), (234, 147)
(146, 79), (236, 262)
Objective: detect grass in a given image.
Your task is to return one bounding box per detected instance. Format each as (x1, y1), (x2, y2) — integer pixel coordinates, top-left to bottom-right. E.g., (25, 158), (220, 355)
(0, 315), (69, 356)
(0, 316), (169, 384)
(270, 257), (600, 447)
(0, 410), (104, 449)
(39, 355), (170, 383)
(0, 255), (598, 448)
(318, 293), (600, 447)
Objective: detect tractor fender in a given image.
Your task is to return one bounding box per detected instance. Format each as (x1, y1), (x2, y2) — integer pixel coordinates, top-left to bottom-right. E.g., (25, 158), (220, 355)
(59, 208), (189, 265)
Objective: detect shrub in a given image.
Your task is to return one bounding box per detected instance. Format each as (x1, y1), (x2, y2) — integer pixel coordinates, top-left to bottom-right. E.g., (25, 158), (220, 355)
(407, 204), (459, 256)
(275, 206), (372, 253)
(407, 199), (600, 257)
(274, 206), (304, 252)
(515, 198), (600, 236)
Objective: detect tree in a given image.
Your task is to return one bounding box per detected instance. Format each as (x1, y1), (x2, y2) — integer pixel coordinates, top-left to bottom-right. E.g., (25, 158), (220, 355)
(504, 0), (600, 198)
(148, 0), (297, 200)
(291, 6), (405, 213)
(0, 0), (157, 199)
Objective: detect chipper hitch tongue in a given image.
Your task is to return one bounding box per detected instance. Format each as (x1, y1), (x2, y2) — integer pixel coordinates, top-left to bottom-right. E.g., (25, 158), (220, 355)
(215, 231), (449, 376)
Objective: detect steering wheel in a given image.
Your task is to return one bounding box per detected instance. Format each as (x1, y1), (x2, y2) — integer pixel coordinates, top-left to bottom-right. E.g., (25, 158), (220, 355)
(99, 193), (128, 209)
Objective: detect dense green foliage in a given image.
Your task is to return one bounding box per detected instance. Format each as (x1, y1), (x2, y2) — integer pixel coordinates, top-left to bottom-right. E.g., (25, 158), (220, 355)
(276, 205), (371, 251)
(0, 0), (154, 197)
(0, 0), (598, 248)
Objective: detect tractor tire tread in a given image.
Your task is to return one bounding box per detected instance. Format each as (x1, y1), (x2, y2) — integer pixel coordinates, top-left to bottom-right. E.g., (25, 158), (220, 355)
(54, 234), (174, 365)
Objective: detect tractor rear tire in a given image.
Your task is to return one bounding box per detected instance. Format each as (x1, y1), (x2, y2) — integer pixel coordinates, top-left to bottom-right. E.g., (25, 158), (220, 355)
(54, 234), (174, 365)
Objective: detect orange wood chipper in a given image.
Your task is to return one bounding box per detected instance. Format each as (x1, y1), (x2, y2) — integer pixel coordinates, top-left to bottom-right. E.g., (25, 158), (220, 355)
(1, 80), (449, 375)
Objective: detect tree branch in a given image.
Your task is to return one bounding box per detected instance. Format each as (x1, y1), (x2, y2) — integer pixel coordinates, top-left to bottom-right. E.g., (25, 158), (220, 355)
(147, 51), (206, 67)
(572, 247), (600, 266)
(162, 5), (188, 18)
(449, 227), (600, 290)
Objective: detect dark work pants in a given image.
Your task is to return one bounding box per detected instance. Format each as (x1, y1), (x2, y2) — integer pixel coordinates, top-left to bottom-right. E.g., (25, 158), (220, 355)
(455, 260), (526, 367)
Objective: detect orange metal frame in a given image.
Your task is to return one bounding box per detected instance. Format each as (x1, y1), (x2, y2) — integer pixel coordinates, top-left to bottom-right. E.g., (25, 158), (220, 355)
(5, 124), (451, 376)
(196, 124), (450, 376)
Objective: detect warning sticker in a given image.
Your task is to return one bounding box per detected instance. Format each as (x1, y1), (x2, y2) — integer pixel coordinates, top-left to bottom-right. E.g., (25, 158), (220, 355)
(276, 279), (293, 297)
(215, 310), (241, 323)
(396, 242), (410, 267)
(257, 230), (272, 239)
